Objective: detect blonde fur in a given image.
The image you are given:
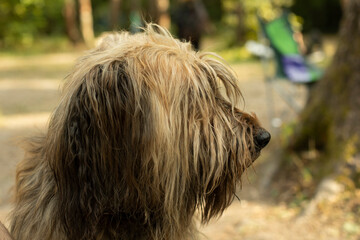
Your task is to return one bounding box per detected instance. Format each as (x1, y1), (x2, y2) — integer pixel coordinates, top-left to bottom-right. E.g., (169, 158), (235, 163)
(10, 24), (267, 240)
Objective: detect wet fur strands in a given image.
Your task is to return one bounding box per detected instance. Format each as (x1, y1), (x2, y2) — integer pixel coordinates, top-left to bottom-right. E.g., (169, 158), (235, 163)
(10, 24), (270, 240)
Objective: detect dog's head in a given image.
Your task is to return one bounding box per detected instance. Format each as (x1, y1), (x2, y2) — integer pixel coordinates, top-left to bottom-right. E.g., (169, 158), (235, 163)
(47, 24), (270, 239)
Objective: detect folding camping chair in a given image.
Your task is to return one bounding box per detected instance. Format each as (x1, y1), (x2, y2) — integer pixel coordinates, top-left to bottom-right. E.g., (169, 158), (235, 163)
(257, 11), (323, 127)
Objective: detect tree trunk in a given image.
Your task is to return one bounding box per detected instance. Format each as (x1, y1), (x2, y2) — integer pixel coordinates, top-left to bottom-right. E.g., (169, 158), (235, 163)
(274, 0), (360, 197)
(78, 0), (95, 47)
(110, 0), (121, 30)
(148, 0), (159, 23)
(235, 2), (246, 44)
(148, 0), (170, 29)
(64, 0), (81, 44)
(157, 0), (170, 29)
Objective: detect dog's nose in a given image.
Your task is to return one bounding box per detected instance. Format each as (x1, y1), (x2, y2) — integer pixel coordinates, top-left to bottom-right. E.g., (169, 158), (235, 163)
(254, 129), (271, 149)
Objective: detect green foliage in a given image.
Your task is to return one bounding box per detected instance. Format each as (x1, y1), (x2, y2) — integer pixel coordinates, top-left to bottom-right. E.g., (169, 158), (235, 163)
(217, 46), (253, 63)
(0, 0), (64, 49)
(0, 0), (341, 51)
(220, 0), (295, 46)
(343, 221), (360, 236)
(0, 36), (75, 55)
(202, 0), (223, 22)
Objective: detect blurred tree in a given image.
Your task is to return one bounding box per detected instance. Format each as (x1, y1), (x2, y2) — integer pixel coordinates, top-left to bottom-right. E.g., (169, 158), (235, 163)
(276, 0), (360, 197)
(0, 0), (64, 48)
(79, 0), (95, 46)
(234, 1), (246, 43)
(110, 0), (122, 30)
(64, 0), (81, 44)
(146, 0), (170, 29)
(157, 0), (171, 29)
(202, 0), (223, 22)
(291, 0), (342, 33)
(222, 0), (294, 45)
(147, 0), (159, 23)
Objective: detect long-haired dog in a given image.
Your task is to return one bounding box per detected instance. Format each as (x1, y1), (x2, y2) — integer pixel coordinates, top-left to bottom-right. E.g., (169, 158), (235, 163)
(9, 24), (270, 240)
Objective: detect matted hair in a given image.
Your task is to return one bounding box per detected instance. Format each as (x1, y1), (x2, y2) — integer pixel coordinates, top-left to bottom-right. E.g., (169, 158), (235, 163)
(10, 24), (263, 240)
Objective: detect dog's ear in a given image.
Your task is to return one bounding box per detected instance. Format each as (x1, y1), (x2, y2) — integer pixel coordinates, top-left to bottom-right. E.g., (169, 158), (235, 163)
(48, 62), (137, 238)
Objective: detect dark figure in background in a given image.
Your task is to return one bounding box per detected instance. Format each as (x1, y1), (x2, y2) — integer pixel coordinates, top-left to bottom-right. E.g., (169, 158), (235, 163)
(172, 0), (209, 50)
(305, 29), (324, 55)
(305, 29), (325, 64)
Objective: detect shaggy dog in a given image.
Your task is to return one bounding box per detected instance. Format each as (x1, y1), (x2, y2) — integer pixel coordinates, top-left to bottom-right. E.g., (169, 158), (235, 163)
(9, 25), (270, 240)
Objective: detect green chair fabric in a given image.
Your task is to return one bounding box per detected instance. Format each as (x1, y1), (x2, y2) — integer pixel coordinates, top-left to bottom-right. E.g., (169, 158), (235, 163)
(258, 12), (323, 83)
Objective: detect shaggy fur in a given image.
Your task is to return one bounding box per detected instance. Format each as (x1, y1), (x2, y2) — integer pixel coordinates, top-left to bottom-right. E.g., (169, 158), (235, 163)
(10, 24), (269, 240)
(0, 222), (13, 240)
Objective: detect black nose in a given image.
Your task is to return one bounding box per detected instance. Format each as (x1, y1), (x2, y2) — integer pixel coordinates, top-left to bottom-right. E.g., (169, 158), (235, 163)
(254, 129), (271, 149)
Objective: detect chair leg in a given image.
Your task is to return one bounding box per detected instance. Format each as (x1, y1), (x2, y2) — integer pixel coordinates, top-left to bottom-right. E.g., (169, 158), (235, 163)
(265, 78), (283, 129)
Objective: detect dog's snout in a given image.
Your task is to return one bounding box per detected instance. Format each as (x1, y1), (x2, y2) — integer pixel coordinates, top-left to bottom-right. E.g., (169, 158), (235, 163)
(254, 129), (271, 149)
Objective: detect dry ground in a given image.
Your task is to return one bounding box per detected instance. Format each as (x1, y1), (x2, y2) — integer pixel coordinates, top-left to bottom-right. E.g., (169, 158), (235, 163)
(0, 51), (358, 239)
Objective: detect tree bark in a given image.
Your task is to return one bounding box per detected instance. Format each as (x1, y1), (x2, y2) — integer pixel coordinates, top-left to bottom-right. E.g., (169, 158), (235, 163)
(157, 0), (170, 29)
(235, 2), (246, 44)
(291, 0), (360, 153)
(148, 0), (170, 29)
(64, 0), (81, 44)
(110, 0), (121, 30)
(148, 0), (159, 23)
(78, 0), (95, 47)
(275, 0), (360, 196)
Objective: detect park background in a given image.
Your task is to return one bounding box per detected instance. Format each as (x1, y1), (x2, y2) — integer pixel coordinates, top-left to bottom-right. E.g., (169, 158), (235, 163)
(1, 0), (359, 239)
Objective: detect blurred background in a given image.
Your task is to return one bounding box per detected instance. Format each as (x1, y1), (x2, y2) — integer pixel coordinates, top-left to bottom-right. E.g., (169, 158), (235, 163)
(1, 0), (359, 239)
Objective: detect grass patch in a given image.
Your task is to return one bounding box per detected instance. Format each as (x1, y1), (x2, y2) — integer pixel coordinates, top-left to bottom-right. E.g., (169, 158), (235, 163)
(0, 35), (84, 56)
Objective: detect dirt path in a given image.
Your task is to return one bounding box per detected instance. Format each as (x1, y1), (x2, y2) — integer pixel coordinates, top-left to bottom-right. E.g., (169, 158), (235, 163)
(0, 53), (80, 224)
(0, 52), (355, 239)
